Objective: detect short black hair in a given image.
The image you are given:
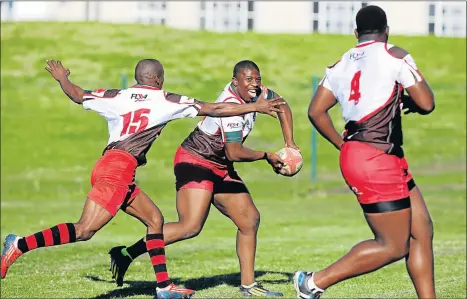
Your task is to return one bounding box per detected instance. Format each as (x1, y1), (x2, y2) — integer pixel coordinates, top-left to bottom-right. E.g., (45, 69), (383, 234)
(356, 5), (387, 35)
(135, 59), (164, 82)
(233, 60), (260, 77)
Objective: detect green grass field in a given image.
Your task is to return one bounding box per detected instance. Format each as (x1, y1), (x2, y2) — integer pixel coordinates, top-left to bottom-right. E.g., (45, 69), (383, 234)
(1, 22), (465, 298)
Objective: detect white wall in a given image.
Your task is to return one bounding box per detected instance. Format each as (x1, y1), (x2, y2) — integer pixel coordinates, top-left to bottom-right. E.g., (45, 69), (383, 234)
(2, 1), (465, 37)
(2, 1), (53, 21)
(166, 1), (201, 30)
(254, 1), (311, 34)
(369, 1), (429, 35)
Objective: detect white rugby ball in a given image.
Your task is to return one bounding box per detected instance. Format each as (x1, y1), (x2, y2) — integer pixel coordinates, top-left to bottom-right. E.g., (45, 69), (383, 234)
(275, 147), (303, 177)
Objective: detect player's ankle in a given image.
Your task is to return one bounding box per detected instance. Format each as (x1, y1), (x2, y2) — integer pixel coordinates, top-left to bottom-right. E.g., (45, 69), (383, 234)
(307, 272), (325, 292)
(241, 282), (257, 288)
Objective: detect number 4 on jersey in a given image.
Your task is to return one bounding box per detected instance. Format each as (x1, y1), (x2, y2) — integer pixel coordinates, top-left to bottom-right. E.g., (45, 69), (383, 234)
(120, 108), (151, 136)
(348, 71), (361, 104)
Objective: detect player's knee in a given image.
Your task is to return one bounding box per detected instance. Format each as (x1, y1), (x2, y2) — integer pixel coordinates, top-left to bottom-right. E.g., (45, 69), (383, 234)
(411, 217), (434, 243)
(387, 241), (410, 261)
(238, 211), (260, 234)
(426, 217), (434, 241)
(146, 213), (164, 230)
(181, 222), (203, 239)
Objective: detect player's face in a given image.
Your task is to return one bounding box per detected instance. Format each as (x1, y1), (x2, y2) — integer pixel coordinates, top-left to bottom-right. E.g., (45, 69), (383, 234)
(233, 68), (261, 102)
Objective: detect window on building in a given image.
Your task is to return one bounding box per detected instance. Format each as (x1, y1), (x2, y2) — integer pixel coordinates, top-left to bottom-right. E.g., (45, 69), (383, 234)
(248, 1), (254, 12)
(161, 18), (166, 25)
(326, 21), (330, 29)
(429, 4), (435, 16)
(313, 20), (319, 32)
(200, 1), (205, 10)
(161, 1), (166, 9)
(428, 22), (435, 34)
(313, 2), (319, 13)
(362, 2), (368, 8)
(247, 18), (254, 30)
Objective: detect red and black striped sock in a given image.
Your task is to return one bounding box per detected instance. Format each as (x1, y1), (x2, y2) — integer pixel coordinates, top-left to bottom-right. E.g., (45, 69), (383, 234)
(146, 233), (171, 288)
(16, 223), (77, 253)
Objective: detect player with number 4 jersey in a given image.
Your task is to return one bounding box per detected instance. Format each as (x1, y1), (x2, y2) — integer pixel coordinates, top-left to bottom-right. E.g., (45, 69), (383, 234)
(1, 59), (285, 299)
(294, 5), (436, 299)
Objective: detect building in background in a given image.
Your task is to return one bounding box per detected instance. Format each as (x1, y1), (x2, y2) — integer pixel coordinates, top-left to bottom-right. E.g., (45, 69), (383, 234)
(1, 1), (465, 37)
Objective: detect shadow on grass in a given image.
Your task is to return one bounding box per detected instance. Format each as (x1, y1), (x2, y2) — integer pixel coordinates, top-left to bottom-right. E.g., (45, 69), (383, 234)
(86, 270), (293, 299)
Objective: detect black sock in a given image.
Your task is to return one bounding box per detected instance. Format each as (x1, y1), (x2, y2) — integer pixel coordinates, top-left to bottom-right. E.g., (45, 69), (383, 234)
(126, 238), (147, 259)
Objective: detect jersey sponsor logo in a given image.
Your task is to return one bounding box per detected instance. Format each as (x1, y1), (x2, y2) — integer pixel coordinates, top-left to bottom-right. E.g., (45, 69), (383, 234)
(227, 122), (241, 129)
(131, 93), (149, 101)
(349, 52), (365, 61)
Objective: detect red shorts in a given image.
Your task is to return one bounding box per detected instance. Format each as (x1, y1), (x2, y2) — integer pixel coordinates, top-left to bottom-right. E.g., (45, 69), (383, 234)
(87, 149), (141, 216)
(340, 141), (415, 213)
(173, 146), (248, 194)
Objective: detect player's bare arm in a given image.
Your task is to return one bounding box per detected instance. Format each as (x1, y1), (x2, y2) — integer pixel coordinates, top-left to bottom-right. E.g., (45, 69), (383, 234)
(198, 92), (285, 118)
(389, 46), (435, 115)
(224, 141), (284, 172)
(268, 90), (298, 150)
(308, 85), (344, 151)
(45, 60), (85, 104)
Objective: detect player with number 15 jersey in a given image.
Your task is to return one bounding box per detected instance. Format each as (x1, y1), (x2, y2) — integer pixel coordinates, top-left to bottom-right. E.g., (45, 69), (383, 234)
(1, 59), (284, 299)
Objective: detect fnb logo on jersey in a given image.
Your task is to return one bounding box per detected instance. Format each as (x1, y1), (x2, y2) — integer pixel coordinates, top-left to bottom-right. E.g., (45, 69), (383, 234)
(227, 122), (241, 129)
(349, 52), (365, 61)
(130, 93), (148, 101)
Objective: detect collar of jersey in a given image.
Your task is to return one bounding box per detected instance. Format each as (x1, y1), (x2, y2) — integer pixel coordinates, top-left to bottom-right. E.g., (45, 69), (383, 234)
(356, 40), (379, 48)
(131, 84), (161, 90)
(227, 84), (246, 104)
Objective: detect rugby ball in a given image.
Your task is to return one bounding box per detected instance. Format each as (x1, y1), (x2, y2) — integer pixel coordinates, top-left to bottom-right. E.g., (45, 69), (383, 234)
(275, 147), (303, 177)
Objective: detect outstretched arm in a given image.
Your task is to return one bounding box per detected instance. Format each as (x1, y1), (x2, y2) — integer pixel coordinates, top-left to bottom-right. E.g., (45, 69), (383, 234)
(198, 86), (285, 118)
(45, 60), (85, 104)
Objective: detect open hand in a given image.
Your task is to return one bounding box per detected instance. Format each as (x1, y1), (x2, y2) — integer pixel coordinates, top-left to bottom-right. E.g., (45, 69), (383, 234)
(253, 86), (285, 118)
(45, 60), (70, 81)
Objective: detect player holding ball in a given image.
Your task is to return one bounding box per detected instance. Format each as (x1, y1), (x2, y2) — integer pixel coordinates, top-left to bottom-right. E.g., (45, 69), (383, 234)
(109, 60), (301, 297)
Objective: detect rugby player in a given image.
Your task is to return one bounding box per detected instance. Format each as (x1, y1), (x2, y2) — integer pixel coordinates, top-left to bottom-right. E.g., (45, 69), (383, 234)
(1, 59), (285, 299)
(294, 5), (436, 299)
(108, 60), (298, 297)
